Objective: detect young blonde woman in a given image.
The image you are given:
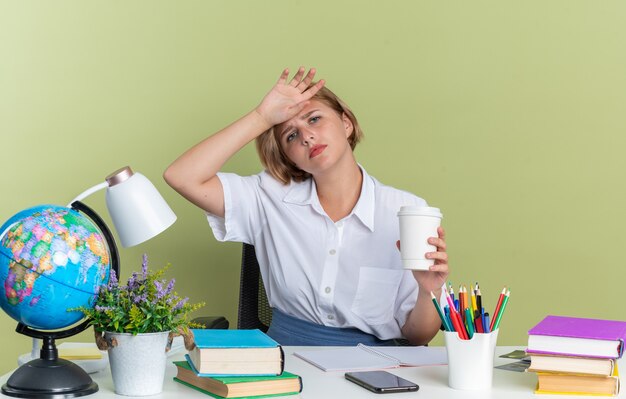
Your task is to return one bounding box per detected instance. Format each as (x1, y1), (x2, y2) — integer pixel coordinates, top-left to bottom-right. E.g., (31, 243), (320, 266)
(164, 67), (449, 346)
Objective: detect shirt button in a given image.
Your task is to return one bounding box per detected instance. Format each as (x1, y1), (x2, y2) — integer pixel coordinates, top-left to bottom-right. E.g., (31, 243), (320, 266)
(329, 249), (336, 255)
(325, 287), (331, 294)
(327, 314), (334, 320)
(336, 221), (344, 227)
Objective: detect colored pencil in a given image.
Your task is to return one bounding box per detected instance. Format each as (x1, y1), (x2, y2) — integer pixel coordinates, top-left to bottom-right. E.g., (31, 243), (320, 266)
(452, 310), (469, 339)
(476, 288), (482, 318)
(430, 291), (452, 331)
(444, 285), (468, 339)
(471, 289), (477, 316)
(492, 289), (510, 330)
(465, 307), (474, 339)
(474, 315), (484, 333)
(445, 287), (456, 310)
(444, 306), (453, 331)
(490, 287), (507, 331)
(484, 312), (491, 333)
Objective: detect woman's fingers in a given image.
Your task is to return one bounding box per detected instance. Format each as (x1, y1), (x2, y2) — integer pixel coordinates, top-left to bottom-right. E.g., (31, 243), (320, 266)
(285, 66), (319, 93)
(277, 68), (290, 84)
(428, 263), (449, 273)
(301, 79), (325, 99)
(289, 66), (306, 86)
(426, 251), (448, 262)
(428, 237), (447, 251)
(297, 68), (316, 90)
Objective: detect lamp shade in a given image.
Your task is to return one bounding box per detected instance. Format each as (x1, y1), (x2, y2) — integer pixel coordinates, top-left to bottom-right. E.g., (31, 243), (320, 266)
(104, 167), (177, 247)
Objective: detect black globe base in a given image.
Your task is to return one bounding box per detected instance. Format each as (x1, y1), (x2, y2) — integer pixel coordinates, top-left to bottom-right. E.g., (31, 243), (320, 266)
(2, 358), (98, 398)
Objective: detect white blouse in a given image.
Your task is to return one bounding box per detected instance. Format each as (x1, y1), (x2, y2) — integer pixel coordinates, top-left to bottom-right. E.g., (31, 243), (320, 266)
(206, 166), (428, 340)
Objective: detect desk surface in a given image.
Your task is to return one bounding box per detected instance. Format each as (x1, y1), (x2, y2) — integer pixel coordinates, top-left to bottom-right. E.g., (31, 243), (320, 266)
(1, 346), (623, 398)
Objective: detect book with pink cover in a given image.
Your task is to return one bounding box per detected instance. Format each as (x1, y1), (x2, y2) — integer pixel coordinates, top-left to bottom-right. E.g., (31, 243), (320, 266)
(527, 316), (626, 359)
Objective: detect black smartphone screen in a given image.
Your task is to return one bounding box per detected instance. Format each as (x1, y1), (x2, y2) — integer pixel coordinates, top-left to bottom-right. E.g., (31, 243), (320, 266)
(345, 371), (419, 393)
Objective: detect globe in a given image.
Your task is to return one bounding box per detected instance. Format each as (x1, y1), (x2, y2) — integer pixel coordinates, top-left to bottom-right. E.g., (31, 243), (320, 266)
(0, 204), (111, 331)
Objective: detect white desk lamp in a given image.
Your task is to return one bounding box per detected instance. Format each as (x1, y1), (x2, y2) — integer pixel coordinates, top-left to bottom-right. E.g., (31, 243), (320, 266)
(73, 166), (176, 247)
(6, 166), (176, 398)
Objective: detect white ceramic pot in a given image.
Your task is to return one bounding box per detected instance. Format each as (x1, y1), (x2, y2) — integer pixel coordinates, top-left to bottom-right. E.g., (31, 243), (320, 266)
(105, 331), (170, 396)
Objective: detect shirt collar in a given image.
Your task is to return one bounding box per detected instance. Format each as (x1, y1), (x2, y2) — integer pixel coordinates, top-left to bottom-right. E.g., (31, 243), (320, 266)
(283, 165), (376, 232)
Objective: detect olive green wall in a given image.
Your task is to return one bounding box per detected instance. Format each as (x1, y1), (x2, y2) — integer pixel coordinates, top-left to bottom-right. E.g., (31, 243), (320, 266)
(1, 1), (625, 375)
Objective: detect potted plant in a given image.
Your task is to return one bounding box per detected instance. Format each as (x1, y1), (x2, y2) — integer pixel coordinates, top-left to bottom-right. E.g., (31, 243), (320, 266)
(73, 254), (204, 396)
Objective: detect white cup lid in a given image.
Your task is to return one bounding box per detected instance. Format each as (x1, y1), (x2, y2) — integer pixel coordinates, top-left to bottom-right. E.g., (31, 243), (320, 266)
(397, 206), (443, 218)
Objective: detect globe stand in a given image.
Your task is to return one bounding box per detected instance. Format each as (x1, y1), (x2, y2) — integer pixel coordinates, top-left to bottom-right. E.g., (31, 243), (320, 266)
(2, 323), (98, 398)
(1, 201), (120, 399)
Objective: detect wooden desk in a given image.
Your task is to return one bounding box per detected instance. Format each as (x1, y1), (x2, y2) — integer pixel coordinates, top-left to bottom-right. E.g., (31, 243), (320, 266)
(1, 346), (622, 398)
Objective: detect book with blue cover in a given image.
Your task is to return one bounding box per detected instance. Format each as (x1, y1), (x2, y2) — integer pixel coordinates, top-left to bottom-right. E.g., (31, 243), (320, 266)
(192, 329), (280, 349)
(188, 329), (284, 376)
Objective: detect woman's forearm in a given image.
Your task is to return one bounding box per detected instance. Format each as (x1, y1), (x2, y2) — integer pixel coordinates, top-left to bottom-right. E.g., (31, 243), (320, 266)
(401, 288), (443, 345)
(163, 110), (270, 215)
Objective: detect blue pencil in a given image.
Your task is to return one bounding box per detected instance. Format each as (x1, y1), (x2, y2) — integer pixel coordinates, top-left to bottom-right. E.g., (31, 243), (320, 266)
(484, 312), (491, 333)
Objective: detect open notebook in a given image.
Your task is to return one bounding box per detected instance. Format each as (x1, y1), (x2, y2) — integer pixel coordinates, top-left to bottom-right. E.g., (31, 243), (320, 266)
(294, 344), (448, 372)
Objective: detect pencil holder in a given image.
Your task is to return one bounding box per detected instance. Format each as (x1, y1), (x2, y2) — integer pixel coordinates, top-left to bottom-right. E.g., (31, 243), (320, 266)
(443, 329), (499, 390)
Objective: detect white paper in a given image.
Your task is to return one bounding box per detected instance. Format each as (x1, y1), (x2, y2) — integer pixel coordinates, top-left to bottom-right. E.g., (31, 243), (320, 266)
(294, 345), (447, 372)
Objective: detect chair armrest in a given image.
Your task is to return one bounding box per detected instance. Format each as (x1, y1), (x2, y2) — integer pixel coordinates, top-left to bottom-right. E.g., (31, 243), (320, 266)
(192, 316), (230, 329)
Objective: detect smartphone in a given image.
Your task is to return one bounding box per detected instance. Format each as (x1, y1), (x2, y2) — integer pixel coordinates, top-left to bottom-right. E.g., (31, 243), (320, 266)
(345, 370), (419, 393)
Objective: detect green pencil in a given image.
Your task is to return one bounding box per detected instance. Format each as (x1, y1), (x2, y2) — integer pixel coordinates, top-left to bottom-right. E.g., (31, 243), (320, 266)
(492, 289), (510, 330)
(430, 291), (452, 332)
(464, 307), (474, 339)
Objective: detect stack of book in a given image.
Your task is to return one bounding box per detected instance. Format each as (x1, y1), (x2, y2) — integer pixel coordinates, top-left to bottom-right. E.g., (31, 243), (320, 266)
(173, 329), (302, 398)
(526, 315), (626, 396)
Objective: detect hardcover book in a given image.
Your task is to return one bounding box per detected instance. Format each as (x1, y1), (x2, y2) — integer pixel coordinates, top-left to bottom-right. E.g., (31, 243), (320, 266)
(173, 361), (301, 398)
(534, 364), (620, 396)
(527, 316), (626, 358)
(527, 354), (616, 376)
(188, 329), (284, 376)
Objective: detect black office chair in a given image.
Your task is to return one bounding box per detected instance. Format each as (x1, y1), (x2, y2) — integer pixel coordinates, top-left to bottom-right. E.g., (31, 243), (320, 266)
(236, 243), (272, 331)
(194, 243), (413, 345)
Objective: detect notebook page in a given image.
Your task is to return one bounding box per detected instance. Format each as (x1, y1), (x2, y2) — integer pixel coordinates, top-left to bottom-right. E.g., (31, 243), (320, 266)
(293, 346), (399, 372)
(366, 345), (448, 366)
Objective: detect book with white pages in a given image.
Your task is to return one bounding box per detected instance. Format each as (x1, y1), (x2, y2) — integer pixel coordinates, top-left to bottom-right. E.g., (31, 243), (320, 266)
(293, 343), (447, 372)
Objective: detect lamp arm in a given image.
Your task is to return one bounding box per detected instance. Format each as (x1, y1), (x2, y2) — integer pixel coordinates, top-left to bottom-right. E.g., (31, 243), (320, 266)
(67, 182), (108, 207)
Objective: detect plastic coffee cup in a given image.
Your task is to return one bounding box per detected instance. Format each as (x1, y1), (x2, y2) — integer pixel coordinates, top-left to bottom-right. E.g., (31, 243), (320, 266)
(444, 330), (499, 390)
(397, 206), (443, 270)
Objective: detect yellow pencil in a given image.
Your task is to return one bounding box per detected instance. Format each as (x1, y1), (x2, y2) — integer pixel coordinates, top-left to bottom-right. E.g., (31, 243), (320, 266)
(471, 289), (478, 316)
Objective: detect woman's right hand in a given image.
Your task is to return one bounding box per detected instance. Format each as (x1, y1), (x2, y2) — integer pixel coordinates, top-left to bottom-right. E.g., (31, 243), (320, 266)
(255, 67), (326, 127)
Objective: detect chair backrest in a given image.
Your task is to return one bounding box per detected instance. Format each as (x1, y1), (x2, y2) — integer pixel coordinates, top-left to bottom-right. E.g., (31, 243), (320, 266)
(237, 243), (272, 331)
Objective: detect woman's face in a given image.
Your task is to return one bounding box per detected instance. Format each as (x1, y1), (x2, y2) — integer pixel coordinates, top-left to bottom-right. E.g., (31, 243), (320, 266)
(276, 100), (354, 176)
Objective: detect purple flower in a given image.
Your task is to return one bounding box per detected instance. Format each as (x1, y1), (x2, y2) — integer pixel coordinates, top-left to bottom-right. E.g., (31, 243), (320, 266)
(154, 280), (167, 299)
(95, 305), (114, 312)
(165, 278), (175, 295)
(127, 272), (139, 290)
(141, 253), (148, 278)
(108, 269), (118, 288)
(132, 293), (148, 304)
(173, 297), (188, 311)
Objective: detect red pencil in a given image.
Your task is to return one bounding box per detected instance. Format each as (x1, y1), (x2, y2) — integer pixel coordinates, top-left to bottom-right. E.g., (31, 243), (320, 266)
(459, 286), (467, 324)
(450, 309), (469, 340)
(474, 315), (484, 333)
(490, 287), (506, 331)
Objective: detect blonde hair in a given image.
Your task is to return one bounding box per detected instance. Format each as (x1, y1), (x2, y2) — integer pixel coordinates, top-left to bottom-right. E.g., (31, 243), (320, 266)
(255, 85), (364, 185)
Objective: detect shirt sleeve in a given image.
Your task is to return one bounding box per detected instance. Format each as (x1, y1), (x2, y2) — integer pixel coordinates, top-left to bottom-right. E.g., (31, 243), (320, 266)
(205, 172), (263, 244)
